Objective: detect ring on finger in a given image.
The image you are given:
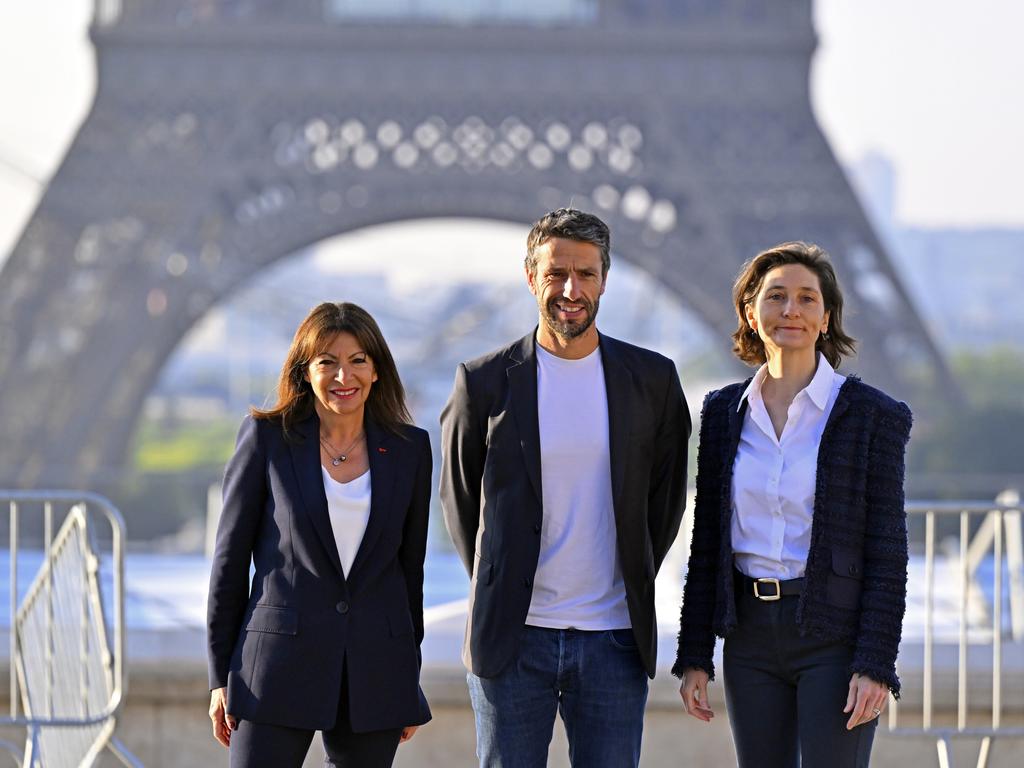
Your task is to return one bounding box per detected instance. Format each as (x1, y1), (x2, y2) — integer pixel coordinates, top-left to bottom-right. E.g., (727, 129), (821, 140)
(872, 707), (881, 717)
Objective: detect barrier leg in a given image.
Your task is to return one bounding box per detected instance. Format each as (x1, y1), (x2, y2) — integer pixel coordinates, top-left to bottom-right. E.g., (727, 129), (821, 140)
(937, 734), (953, 768)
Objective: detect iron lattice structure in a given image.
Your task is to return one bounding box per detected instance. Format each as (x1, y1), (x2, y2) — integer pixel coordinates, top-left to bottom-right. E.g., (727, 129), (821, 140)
(0, 0), (951, 487)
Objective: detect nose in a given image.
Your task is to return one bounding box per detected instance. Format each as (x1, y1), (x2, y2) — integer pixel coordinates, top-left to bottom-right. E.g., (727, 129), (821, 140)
(334, 365), (348, 384)
(782, 297), (800, 317)
(562, 274), (581, 301)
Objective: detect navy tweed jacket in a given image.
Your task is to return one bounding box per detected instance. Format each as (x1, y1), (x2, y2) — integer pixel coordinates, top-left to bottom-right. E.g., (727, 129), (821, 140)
(672, 376), (912, 696)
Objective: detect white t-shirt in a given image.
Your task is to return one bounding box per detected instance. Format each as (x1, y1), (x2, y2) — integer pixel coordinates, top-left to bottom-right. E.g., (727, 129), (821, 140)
(526, 344), (631, 630)
(731, 353), (846, 579)
(322, 467), (371, 577)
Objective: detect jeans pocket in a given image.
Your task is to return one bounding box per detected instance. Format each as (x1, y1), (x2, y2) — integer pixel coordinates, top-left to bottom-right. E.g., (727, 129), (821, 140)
(608, 628), (638, 650)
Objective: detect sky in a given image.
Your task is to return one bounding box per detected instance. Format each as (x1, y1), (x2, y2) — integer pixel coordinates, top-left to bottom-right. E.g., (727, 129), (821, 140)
(0, 0), (1021, 262)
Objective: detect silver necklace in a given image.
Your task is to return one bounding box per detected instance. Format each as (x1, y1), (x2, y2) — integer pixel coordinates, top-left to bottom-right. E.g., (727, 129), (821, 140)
(319, 432), (363, 466)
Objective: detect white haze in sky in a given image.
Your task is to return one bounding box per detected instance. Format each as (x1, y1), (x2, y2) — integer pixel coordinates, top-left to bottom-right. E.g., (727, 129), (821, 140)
(0, 0), (1020, 266)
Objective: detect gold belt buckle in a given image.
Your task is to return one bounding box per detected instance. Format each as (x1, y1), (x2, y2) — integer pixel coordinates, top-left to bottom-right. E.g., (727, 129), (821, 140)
(754, 577), (782, 601)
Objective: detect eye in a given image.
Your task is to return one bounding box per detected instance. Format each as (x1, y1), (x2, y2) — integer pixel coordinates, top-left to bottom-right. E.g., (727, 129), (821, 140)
(801, 294), (818, 303)
(352, 356), (367, 365)
(766, 292), (784, 301)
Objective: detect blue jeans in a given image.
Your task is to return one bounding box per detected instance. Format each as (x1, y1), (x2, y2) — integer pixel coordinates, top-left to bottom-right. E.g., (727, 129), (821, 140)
(467, 625), (649, 768)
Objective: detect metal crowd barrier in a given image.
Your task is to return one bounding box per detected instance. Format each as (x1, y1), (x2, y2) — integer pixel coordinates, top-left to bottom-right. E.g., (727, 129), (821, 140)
(0, 491), (140, 768)
(888, 498), (1024, 768)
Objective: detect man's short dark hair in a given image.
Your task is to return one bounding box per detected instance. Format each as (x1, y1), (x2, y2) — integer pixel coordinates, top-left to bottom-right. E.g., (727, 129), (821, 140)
(525, 208), (611, 276)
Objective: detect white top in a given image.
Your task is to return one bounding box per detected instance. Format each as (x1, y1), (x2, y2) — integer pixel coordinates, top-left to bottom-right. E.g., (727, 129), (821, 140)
(526, 344), (631, 630)
(731, 353), (846, 580)
(321, 467), (371, 577)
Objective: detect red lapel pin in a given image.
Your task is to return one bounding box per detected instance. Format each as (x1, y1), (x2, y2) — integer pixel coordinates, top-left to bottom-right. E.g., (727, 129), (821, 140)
(378, 447), (387, 453)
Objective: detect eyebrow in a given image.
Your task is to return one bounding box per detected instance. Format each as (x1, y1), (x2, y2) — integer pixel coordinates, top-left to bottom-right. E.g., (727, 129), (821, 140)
(764, 283), (821, 292)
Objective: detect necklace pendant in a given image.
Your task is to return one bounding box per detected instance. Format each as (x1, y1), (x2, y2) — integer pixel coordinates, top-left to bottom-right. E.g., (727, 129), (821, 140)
(332, 458), (342, 467)
(339, 454), (348, 463)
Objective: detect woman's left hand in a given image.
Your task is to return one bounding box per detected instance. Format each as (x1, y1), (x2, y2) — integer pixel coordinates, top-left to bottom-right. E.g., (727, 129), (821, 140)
(400, 726), (418, 743)
(843, 672), (888, 729)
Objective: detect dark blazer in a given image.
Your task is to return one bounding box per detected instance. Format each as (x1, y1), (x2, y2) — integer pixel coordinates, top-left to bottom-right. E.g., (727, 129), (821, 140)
(206, 413), (432, 732)
(440, 331), (690, 679)
(673, 376), (912, 695)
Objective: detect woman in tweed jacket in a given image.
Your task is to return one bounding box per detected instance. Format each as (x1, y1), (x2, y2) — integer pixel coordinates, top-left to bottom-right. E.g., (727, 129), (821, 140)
(674, 243), (912, 768)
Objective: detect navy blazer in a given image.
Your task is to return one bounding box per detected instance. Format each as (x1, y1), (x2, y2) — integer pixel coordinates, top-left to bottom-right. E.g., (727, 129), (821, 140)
(673, 376), (912, 695)
(206, 413), (432, 731)
(440, 331), (690, 679)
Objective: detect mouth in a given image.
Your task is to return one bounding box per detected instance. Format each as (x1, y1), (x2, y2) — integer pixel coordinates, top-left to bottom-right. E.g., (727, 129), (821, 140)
(329, 387), (359, 399)
(552, 301), (587, 318)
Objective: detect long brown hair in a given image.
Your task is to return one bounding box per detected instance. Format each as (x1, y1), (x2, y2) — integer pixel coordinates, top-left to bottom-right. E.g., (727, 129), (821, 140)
(252, 302), (412, 435)
(731, 241), (857, 368)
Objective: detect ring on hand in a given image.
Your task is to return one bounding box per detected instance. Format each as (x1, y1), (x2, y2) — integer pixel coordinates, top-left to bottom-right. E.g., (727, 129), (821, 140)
(872, 708), (881, 717)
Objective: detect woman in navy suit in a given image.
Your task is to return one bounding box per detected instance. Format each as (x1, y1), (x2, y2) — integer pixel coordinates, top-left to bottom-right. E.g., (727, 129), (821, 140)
(207, 302), (431, 767)
(674, 243), (912, 768)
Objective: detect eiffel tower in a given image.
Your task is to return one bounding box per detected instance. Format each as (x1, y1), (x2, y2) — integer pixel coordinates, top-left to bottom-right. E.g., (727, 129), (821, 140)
(0, 0), (952, 487)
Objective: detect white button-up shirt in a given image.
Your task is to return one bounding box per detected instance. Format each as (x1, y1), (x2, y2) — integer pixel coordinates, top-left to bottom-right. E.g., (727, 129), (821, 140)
(731, 353), (846, 579)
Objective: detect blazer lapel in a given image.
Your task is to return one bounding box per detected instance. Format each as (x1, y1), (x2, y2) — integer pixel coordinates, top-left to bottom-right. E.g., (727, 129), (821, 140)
(506, 332), (543, 504)
(819, 376), (853, 445)
(289, 414), (346, 581)
(599, 334), (633, 518)
(719, 382), (750, 520)
(348, 419), (395, 579)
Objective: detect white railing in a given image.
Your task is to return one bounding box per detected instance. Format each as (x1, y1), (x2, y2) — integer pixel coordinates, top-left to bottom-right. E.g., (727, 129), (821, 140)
(888, 497), (1024, 768)
(0, 491), (140, 768)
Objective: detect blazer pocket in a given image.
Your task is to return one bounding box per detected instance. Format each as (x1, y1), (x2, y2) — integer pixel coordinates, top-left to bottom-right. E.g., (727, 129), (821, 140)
(474, 553), (494, 586)
(245, 604), (298, 635)
(388, 611), (415, 638)
(827, 548), (864, 610)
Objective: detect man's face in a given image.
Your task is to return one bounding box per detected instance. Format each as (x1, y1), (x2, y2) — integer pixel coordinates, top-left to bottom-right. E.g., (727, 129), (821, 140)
(526, 237), (607, 341)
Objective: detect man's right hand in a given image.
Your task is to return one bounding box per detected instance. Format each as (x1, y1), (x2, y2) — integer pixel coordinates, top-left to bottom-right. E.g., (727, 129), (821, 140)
(209, 687), (237, 747)
(679, 668), (715, 723)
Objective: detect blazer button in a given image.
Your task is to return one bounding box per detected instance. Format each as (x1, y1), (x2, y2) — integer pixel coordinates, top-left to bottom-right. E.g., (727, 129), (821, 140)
(533, 524), (541, 534)
(523, 577), (532, 588)
(336, 601), (350, 614)
(848, 565), (859, 576)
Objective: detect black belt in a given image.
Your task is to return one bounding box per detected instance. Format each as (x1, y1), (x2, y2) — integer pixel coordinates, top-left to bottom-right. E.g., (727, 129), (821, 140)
(735, 569), (804, 601)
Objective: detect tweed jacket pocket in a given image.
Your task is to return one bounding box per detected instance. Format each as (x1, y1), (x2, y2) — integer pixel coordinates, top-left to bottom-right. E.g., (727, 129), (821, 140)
(826, 548), (864, 609)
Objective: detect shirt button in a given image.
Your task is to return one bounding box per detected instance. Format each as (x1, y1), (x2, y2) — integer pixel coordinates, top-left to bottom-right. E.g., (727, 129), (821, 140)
(336, 601), (350, 614)
(523, 577), (533, 588)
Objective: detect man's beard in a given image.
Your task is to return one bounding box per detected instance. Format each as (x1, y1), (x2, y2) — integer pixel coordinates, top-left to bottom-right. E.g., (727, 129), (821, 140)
(540, 295), (600, 340)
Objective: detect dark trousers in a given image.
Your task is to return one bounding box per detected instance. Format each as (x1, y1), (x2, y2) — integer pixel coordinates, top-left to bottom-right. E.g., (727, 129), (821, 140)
(723, 589), (877, 768)
(229, 671), (403, 768)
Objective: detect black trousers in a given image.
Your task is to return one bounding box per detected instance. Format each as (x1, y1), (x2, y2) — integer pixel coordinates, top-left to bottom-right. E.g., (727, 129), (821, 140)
(723, 588), (877, 768)
(229, 671), (403, 768)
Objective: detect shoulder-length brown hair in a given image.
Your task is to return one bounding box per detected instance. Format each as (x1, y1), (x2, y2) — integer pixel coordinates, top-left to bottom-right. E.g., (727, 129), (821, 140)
(252, 302), (412, 435)
(731, 241), (857, 369)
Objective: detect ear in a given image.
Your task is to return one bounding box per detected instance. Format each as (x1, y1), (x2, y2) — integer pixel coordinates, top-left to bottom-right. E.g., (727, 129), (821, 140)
(822, 309), (831, 333)
(599, 270), (608, 296)
(525, 264), (539, 297)
(745, 302), (757, 331)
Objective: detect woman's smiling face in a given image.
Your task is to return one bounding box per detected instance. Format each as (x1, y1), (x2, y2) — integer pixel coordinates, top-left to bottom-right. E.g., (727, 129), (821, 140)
(305, 331), (377, 420)
(746, 263), (830, 359)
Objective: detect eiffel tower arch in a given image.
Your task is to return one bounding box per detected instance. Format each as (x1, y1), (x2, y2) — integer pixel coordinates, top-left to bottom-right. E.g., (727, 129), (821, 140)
(0, 0), (952, 487)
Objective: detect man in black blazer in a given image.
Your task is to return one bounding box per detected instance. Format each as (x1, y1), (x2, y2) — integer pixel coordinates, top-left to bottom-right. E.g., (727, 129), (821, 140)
(440, 208), (690, 767)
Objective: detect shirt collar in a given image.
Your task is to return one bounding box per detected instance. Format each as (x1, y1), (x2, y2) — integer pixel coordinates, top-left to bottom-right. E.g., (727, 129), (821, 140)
(737, 352), (836, 413)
